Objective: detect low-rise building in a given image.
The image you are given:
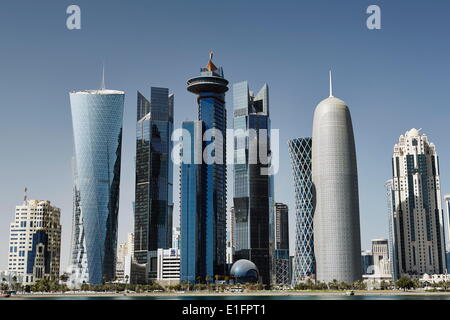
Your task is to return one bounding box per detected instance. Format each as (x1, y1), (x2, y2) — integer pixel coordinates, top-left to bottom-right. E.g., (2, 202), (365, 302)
(156, 248), (180, 286)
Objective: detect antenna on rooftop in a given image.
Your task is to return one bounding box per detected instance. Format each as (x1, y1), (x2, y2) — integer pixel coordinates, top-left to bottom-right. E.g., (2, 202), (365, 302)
(100, 62), (106, 90)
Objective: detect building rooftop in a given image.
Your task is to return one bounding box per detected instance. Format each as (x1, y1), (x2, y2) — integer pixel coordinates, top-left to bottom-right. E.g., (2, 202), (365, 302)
(70, 89), (125, 95)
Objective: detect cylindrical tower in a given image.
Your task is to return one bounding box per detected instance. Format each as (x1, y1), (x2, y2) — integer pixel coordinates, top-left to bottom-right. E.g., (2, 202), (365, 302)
(312, 78), (362, 283)
(69, 89), (125, 285)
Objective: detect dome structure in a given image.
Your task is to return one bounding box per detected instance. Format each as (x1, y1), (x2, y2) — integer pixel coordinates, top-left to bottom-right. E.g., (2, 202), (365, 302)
(230, 259), (259, 283)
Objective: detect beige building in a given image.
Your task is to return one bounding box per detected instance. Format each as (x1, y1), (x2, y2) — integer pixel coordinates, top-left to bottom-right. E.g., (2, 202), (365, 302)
(8, 199), (61, 284)
(115, 233), (134, 282)
(372, 239), (391, 277)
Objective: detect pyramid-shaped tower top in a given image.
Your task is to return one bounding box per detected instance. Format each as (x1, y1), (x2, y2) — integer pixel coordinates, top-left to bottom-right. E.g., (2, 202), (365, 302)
(205, 50), (218, 72)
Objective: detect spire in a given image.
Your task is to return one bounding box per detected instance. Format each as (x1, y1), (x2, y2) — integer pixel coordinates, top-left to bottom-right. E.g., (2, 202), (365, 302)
(329, 70), (334, 98)
(206, 50), (218, 72)
(100, 63), (106, 90)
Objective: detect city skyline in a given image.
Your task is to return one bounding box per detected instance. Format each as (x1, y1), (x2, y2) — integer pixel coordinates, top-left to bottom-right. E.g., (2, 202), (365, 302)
(2, 0), (450, 272)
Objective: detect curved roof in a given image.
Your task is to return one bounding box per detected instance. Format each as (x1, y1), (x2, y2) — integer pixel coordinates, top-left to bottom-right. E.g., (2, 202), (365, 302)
(317, 96), (347, 107)
(70, 89), (125, 95)
(230, 259), (259, 277)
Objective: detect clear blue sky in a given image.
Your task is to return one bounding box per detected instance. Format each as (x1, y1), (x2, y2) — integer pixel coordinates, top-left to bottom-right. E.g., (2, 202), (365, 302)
(1, 0), (450, 271)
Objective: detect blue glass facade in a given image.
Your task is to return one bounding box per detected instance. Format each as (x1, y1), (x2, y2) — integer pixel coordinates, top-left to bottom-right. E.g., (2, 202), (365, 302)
(69, 90), (125, 285)
(181, 56), (229, 282)
(232, 81), (272, 285)
(134, 87), (174, 281)
(180, 121), (205, 283)
(288, 138), (315, 284)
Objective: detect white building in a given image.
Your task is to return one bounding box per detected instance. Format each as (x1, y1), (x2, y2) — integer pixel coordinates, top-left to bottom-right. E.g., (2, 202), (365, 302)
(390, 129), (446, 276)
(115, 233), (134, 282)
(226, 206), (235, 265)
(0, 270), (24, 285)
(8, 199), (61, 284)
(156, 248), (180, 285)
(372, 239), (391, 278)
(444, 195), (450, 252)
(420, 273), (450, 284)
(172, 227), (181, 249)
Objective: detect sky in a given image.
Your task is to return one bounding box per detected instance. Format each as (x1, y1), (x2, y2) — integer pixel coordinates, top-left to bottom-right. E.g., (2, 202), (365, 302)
(1, 0), (450, 271)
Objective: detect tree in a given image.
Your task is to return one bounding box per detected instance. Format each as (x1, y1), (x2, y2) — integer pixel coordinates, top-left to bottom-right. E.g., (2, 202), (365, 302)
(60, 274), (69, 283)
(396, 277), (414, 291)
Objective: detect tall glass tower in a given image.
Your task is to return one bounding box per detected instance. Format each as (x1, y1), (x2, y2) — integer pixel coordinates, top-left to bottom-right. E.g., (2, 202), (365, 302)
(233, 81), (272, 285)
(134, 87), (174, 281)
(180, 121), (205, 283)
(182, 52), (228, 282)
(69, 88), (125, 285)
(288, 137), (315, 285)
(385, 179), (399, 281)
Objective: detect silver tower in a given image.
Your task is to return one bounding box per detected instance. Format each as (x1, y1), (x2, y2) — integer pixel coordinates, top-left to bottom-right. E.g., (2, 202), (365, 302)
(312, 72), (362, 283)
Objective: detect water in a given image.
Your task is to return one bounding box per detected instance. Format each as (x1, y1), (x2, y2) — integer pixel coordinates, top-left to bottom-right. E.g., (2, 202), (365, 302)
(5, 294), (450, 300)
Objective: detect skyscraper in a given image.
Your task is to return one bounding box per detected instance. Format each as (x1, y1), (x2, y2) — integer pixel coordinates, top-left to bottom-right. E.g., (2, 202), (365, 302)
(69, 85), (125, 285)
(180, 120), (205, 283)
(8, 198), (61, 284)
(312, 73), (362, 283)
(272, 203), (290, 285)
(445, 195), (450, 271)
(288, 137), (315, 284)
(386, 179), (399, 280)
(181, 53), (229, 282)
(233, 81), (272, 285)
(134, 87), (174, 281)
(390, 128), (446, 276)
(274, 203), (289, 250)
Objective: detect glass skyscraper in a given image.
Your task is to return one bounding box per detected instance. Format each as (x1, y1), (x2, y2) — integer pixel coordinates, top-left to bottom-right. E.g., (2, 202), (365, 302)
(181, 53), (228, 282)
(180, 120), (205, 283)
(385, 179), (399, 280)
(233, 81), (273, 285)
(288, 137), (315, 285)
(69, 88), (125, 285)
(134, 87), (174, 282)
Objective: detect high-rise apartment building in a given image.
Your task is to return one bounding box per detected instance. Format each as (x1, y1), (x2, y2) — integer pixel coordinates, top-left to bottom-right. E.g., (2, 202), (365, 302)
(134, 87), (174, 282)
(233, 81), (273, 285)
(181, 53), (228, 283)
(390, 128), (446, 276)
(288, 137), (314, 284)
(8, 199), (61, 284)
(312, 74), (362, 283)
(69, 85), (125, 285)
